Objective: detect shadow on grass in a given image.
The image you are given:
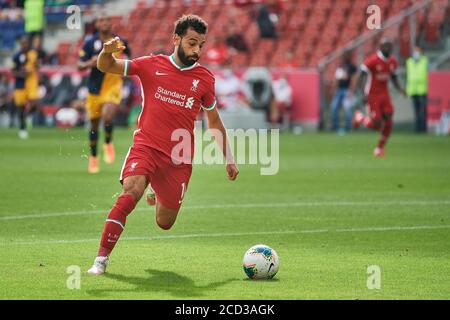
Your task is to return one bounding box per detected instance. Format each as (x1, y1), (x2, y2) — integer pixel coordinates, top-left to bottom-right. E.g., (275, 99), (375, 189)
(242, 277), (280, 282)
(86, 268), (236, 298)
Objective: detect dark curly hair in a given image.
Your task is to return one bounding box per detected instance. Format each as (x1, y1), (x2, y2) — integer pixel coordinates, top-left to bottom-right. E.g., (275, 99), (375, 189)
(174, 14), (208, 37)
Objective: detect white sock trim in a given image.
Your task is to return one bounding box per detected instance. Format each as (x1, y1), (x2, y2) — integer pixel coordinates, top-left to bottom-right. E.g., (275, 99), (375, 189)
(106, 219), (124, 229)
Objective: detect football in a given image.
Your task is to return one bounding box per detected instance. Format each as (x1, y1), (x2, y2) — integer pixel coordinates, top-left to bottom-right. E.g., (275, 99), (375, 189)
(242, 244), (279, 280)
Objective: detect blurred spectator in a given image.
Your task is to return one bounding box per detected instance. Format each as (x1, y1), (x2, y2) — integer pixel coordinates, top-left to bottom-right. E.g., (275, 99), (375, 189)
(406, 46), (429, 133)
(31, 34), (47, 65)
(0, 1), (25, 50)
(226, 24), (249, 53)
(204, 37), (229, 67)
(330, 50), (357, 134)
(215, 68), (249, 112)
(0, 0), (11, 9)
(243, 67), (273, 122)
(255, 4), (277, 39)
(0, 73), (12, 112)
(271, 74), (292, 129)
(0, 0), (23, 20)
(24, 0), (45, 39)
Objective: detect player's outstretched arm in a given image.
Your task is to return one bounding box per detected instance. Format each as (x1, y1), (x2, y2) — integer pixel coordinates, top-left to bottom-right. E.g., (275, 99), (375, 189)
(205, 107), (239, 181)
(97, 36), (128, 75)
(391, 74), (407, 97)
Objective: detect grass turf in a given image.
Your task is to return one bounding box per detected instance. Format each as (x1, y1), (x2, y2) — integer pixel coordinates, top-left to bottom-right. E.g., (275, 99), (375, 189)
(0, 127), (449, 299)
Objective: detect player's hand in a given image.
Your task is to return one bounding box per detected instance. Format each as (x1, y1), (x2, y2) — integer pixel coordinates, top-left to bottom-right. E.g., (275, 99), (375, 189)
(226, 163), (239, 181)
(103, 36), (126, 54)
(400, 89), (407, 98)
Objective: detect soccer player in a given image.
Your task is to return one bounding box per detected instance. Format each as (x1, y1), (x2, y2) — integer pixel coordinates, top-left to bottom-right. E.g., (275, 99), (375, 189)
(12, 35), (41, 139)
(352, 39), (407, 157)
(78, 14), (131, 173)
(87, 15), (239, 275)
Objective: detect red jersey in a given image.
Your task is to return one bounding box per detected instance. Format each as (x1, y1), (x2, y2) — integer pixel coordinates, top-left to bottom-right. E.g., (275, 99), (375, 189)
(125, 54), (216, 164)
(361, 51), (398, 96)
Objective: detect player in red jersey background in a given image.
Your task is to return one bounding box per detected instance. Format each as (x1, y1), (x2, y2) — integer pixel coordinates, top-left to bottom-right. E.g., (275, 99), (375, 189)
(88, 15), (239, 275)
(352, 39), (407, 157)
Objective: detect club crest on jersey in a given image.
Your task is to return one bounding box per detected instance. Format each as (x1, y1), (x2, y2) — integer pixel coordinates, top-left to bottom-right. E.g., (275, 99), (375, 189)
(129, 162), (138, 171)
(191, 79), (200, 92)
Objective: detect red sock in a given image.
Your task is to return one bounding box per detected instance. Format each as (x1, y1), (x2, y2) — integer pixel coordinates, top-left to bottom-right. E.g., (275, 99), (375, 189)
(97, 194), (136, 257)
(361, 116), (373, 128)
(377, 118), (393, 149)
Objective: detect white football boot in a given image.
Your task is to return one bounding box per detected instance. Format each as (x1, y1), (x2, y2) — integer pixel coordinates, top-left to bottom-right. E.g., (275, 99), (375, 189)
(146, 184), (156, 206)
(18, 130), (29, 139)
(87, 256), (109, 275)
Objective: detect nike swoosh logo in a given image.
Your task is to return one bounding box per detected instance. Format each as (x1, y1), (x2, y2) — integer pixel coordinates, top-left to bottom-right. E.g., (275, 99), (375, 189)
(155, 71), (168, 76)
(268, 263), (274, 272)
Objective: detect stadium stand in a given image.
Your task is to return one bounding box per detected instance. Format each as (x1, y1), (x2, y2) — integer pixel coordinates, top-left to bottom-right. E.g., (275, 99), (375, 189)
(0, 0), (448, 129)
(1, 0), (448, 69)
(15, 0), (444, 71)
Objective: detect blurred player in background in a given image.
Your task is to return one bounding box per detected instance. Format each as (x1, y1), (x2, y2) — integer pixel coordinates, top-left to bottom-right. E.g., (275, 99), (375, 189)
(352, 39), (406, 157)
(12, 35), (42, 139)
(78, 14), (131, 173)
(87, 15), (239, 275)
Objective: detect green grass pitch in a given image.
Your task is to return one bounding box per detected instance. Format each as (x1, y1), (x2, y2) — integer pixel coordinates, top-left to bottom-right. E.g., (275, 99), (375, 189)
(0, 128), (449, 299)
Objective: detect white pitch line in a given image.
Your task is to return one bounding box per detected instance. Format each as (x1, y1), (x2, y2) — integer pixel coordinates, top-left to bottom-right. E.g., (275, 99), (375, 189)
(2, 225), (449, 246)
(1, 200), (450, 221)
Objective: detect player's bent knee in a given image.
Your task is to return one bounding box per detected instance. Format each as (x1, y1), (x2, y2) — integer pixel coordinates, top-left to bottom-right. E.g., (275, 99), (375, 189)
(155, 205), (179, 231)
(156, 218), (174, 230)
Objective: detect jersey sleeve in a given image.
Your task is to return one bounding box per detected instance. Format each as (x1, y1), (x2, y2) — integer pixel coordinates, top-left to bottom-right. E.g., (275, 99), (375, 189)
(201, 76), (217, 111)
(361, 56), (375, 73)
(125, 56), (153, 77)
(79, 40), (92, 62)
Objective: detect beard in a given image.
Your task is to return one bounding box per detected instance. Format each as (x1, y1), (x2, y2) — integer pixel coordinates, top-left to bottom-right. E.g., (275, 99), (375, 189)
(381, 50), (391, 58)
(177, 45), (199, 66)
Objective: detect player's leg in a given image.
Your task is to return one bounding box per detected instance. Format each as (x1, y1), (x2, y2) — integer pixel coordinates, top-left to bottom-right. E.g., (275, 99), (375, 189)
(411, 95), (420, 132)
(26, 79), (40, 129)
(27, 99), (39, 129)
(353, 97), (382, 131)
(155, 202), (180, 230)
(374, 112), (393, 157)
(151, 162), (192, 230)
(86, 94), (102, 173)
(14, 90), (28, 139)
(102, 102), (118, 164)
(88, 118), (101, 173)
(330, 89), (345, 131)
(374, 96), (394, 157)
(88, 174), (147, 275)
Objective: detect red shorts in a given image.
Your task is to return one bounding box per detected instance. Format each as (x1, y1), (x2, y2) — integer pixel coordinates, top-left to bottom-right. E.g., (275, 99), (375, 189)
(367, 93), (394, 121)
(120, 144), (192, 210)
